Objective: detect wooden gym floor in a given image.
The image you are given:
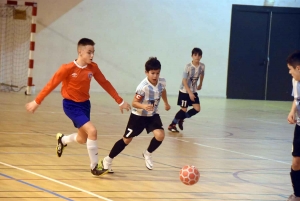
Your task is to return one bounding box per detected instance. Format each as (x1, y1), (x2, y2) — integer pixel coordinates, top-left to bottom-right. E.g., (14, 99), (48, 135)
(0, 91), (294, 201)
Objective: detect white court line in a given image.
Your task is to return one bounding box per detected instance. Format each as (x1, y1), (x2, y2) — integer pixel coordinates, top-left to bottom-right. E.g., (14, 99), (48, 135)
(0, 161), (113, 201)
(193, 143), (290, 165)
(174, 138), (189, 142)
(247, 118), (282, 125)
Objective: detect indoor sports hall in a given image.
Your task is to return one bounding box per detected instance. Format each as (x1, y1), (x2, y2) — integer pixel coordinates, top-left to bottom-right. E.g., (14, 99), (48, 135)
(1, 0), (300, 200)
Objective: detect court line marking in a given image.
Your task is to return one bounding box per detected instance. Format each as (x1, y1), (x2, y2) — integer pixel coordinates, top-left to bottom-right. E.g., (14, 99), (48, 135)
(0, 173), (74, 201)
(0, 161), (113, 201)
(193, 142), (290, 165)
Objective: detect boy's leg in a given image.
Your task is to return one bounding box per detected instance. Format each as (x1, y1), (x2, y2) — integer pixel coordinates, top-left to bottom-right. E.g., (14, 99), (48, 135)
(102, 113), (144, 172)
(177, 92), (200, 130)
(290, 158), (300, 199)
(143, 129), (164, 170)
(56, 132), (79, 157)
(169, 108), (186, 132)
(61, 99), (107, 176)
(170, 91), (188, 125)
(144, 115), (164, 170)
(58, 99), (86, 156)
(102, 137), (132, 173)
(178, 104), (201, 121)
(289, 125), (300, 200)
(79, 121), (108, 176)
(62, 133), (78, 144)
(170, 91), (200, 131)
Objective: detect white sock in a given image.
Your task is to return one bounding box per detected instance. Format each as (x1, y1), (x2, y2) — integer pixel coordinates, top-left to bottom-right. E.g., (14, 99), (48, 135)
(105, 156), (113, 163)
(87, 139), (98, 170)
(61, 133), (77, 145)
(144, 150), (151, 155)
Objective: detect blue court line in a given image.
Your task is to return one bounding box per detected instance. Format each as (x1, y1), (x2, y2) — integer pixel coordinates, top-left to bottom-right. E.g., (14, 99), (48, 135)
(0, 173), (74, 201)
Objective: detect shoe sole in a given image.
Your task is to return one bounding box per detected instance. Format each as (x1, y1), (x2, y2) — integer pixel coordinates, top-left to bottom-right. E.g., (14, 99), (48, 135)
(92, 169), (109, 177)
(168, 128), (179, 132)
(142, 153), (153, 170)
(101, 160), (114, 174)
(56, 133), (64, 157)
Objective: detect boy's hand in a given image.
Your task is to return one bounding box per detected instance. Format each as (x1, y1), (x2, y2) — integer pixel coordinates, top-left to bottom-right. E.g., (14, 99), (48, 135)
(144, 104), (154, 111)
(25, 101), (39, 113)
(189, 92), (196, 102)
(165, 103), (171, 111)
(119, 101), (131, 114)
(197, 84), (202, 90)
(288, 112), (297, 124)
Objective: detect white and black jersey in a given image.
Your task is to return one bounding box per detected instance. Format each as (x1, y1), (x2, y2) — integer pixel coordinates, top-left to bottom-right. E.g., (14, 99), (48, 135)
(179, 62), (205, 93)
(292, 78), (300, 126)
(132, 77), (166, 117)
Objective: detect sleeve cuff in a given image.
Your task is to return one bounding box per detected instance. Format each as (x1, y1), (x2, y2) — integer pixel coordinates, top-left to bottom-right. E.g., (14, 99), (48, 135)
(118, 100), (124, 106)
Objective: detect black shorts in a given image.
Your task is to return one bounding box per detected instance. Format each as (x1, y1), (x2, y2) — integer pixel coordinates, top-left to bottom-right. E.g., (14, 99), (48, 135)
(123, 113), (163, 138)
(177, 91), (200, 108)
(292, 125), (300, 157)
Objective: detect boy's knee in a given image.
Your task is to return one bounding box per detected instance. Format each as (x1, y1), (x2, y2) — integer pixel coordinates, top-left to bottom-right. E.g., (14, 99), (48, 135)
(76, 136), (87, 144)
(87, 127), (97, 139)
(181, 108), (187, 112)
(123, 137), (132, 145)
(155, 131), (165, 141)
(193, 105), (201, 112)
(292, 157), (300, 170)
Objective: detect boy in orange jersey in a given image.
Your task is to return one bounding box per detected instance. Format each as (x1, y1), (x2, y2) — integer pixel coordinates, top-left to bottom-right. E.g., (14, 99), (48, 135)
(25, 38), (131, 176)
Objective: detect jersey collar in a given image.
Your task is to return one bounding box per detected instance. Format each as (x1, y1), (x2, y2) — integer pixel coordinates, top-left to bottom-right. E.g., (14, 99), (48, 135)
(73, 60), (87, 69)
(191, 61), (200, 68)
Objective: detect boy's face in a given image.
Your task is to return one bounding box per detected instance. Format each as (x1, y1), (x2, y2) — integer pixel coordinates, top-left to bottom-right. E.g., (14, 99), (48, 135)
(78, 45), (94, 65)
(288, 64), (300, 81)
(146, 69), (160, 85)
(192, 53), (202, 63)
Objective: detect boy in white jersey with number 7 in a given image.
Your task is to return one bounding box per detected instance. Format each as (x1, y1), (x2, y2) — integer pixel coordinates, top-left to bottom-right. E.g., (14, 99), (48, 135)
(101, 57), (171, 172)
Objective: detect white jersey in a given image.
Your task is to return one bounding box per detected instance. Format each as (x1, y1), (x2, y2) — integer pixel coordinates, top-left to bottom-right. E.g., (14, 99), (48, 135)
(132, 77), (166, 117)
(292, 78), (300, 126)
(179, 62), (205, 93)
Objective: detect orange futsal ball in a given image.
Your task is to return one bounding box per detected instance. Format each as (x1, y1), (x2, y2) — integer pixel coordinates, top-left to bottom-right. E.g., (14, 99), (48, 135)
(179, 165), (200, 185)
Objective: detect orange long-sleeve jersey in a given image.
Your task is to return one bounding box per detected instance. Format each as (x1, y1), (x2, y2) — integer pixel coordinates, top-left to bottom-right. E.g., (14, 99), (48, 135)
(35, 61), (123, 105)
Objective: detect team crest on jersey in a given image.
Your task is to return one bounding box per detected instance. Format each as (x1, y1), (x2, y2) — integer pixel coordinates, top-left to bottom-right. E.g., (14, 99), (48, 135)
(71, 73), (77, 78)
(88, 72), (93, 79)
(190, 77), (199, 86)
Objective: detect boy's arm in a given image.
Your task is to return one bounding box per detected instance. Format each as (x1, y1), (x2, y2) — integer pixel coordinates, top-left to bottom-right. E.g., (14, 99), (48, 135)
(161, 89), (170, 111)
(182, 78), (196, 101)
(26, 65), (68, 113)
(94, 70), (123, 104)
(132, 94), (153, 111)
(182, 78), (193, 94)
(197, 74), (204, 90)
(288, 99), (297, 124)
(35, 66), (68, 104)
(93, 68), (130, 113)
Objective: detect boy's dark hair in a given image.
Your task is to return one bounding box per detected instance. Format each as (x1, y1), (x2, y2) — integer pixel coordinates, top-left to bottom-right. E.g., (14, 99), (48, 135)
(145, 57), (161, 72)
(192, 47), (202, 56)
(287, 50), (300, 69)
(78, 38), (95, 46)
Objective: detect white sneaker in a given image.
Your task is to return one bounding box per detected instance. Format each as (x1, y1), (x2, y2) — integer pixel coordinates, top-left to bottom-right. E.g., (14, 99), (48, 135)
(287, 194), (300, 201)
(101, 156), (114, 173)
(143, 150), (153, 170)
